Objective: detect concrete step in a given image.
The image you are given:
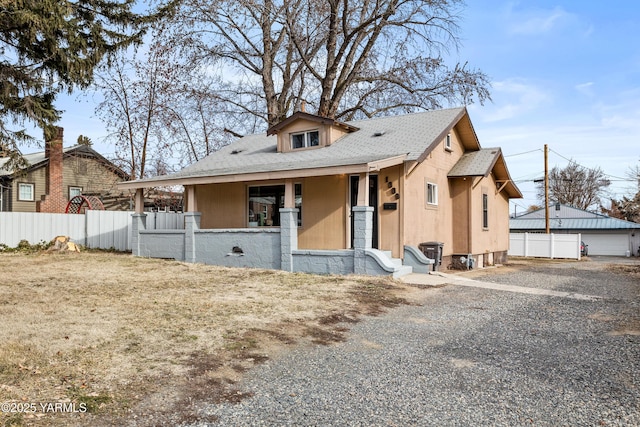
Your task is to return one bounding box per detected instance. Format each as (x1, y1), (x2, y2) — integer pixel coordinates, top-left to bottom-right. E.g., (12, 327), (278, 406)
(377, 250), (412, 277)
(392, 265), (413, 278)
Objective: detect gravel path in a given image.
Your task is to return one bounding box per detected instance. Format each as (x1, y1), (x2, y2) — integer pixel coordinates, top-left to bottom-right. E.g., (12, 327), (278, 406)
(195, 260), (640, 426)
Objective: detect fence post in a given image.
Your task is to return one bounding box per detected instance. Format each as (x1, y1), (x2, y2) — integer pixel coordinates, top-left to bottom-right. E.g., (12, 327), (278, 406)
(550, 233), (555, 259)
(578, 233), (581, 260)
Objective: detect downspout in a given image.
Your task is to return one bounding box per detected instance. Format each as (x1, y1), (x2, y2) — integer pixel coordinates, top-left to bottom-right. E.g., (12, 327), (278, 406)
(400, 163), (407, 258)
(467, 178), (473, 254)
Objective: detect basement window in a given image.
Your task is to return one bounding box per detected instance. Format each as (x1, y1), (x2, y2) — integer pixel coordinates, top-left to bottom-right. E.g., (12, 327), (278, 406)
(18, 182), (34, 201)
(291, 130), (320, 149)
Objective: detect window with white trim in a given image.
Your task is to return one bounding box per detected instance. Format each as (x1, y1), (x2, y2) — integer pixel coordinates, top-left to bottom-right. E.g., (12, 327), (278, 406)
(18, 183), (34, 201)
(426, 182), (438, 205)
(482, 193), (489, 229)
(69, 186), (82, 199)
(291, 130), (320, 149)
(445, 133), (452, 150)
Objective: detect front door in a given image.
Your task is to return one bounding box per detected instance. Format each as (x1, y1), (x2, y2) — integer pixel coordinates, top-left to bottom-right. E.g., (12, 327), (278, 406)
(350, 175), (378, 249)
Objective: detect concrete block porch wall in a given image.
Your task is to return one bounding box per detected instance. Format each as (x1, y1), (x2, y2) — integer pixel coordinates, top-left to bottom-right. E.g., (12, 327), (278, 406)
(132, 207), (414, 277)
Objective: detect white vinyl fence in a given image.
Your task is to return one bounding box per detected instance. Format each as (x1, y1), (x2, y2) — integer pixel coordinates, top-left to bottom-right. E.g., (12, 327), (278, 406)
(509, 232), (581, 260)
(0, 211), (183, 251)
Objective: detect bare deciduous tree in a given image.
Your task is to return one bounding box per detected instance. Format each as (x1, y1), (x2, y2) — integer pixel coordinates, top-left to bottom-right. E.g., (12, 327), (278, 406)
(602, 164), (640, 223)
(174, 0), (491, 128)
(94, 34), (177, 180)
(536, 162), (611, 210)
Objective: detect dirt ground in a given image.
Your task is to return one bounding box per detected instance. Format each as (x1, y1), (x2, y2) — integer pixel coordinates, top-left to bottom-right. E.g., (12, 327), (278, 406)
(0, 251), (423, 427)
(2, 252), (636, 426)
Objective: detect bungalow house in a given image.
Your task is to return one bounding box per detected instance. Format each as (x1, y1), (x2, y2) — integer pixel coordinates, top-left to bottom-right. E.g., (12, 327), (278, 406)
(118, 107), (522, 276)
(0, 128), (129, 213)
(510, 204), (640, 256)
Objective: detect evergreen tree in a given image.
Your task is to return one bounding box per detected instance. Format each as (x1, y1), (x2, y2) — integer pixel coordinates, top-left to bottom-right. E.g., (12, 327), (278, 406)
(0, 0), (174, 171)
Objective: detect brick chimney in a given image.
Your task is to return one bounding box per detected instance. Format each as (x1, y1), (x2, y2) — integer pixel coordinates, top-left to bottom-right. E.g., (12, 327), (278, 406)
(37, 127), (67, 213)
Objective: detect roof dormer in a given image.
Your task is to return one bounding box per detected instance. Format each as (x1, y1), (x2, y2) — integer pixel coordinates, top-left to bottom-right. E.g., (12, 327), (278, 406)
(267, 111), (359, 153)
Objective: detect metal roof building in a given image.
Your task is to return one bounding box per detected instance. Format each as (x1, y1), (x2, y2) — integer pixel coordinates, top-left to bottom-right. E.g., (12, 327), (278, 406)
(510, 204), (640, 256)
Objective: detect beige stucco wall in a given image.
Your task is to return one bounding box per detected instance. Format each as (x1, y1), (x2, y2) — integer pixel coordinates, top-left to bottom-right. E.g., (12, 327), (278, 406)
(378, 166), (402, 258)
(196, 183), (246, 229)
(394, 126), (512, 260)
(196, 176), (348, 250)
(297, 175), (347, 250)
(468, 174), (511, 256)
(400, 127), (464, 257)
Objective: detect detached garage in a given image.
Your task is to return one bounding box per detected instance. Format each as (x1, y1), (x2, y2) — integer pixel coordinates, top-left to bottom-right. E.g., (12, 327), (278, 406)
(510, 204), (640, 257)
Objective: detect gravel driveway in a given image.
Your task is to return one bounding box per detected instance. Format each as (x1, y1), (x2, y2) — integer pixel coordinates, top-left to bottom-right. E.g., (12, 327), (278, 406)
(197, 259), (639, 426)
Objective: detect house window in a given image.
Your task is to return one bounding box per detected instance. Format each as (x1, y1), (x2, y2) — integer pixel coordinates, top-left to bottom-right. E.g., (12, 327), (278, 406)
(248, 184), (302, 227)
(69, 186), (82, 199)
(445, 133), (452, 151)
(482, 193), (489, 229)
(18, 183), (34, 201)
(426, 182), (438, 206)
(291, 130), (320, 149)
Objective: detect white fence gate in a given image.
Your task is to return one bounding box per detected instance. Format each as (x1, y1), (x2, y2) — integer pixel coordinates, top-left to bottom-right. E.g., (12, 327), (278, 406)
(509, 232), (581, 260)
(0, 211), (183, 251)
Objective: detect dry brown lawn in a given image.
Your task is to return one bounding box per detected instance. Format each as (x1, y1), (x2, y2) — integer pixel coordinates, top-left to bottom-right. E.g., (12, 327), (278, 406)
(0, 251), (419, 426)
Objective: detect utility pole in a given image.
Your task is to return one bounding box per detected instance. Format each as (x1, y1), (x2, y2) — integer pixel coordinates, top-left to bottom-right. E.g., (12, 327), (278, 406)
(544, 144), (550, 234)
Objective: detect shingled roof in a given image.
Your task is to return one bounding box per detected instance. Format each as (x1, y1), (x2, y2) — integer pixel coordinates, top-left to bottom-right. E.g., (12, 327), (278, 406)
(0, 144), (128, 179)
(118, 107), (521, 199)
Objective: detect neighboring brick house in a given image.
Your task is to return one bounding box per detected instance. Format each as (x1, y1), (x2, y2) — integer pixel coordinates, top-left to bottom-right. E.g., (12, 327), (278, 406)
(0, 128), (129, 213)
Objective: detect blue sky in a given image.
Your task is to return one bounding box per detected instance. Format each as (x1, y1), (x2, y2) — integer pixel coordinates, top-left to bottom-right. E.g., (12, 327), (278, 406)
(459, 1), (639, 213)
(44, 1), (640, 214)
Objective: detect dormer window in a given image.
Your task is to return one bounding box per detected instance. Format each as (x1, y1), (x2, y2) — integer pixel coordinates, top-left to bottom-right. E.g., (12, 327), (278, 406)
(291, 130), (320, 149)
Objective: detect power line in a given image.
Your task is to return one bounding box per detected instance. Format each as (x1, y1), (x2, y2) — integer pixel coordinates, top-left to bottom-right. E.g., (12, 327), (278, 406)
(548, 148), (637, 182)
(505, 149), (542, 158)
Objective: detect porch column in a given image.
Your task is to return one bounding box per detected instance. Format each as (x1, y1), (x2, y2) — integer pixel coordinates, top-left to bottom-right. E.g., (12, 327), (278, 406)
(357, 173), (369, 206)
(284, 179), (295, 208)
(352, 206), (374, 274)
(131, 213), (147, 256)
(184, 212), (201, 263)
(280, 207), (299, 272)
(134, 188), (144, 214)
(185, 185), (197, 212)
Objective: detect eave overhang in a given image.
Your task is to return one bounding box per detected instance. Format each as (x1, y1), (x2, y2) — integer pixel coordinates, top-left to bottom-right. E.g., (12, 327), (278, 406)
(117, 154), (407, 190)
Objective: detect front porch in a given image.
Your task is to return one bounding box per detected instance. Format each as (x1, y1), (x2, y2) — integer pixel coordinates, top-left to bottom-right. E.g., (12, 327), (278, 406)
(130, 206), (433, 277)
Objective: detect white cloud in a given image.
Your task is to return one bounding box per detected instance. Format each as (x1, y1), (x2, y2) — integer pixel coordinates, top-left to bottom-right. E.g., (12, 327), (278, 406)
(472, 79), (551, 122)
(504, 4), (574, 36)
(509, 7), (568, 35)
(575, 82), (595, 97)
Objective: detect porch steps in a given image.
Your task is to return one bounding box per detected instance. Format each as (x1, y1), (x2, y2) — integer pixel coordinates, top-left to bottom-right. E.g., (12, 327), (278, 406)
(382, 251), (413, 278)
